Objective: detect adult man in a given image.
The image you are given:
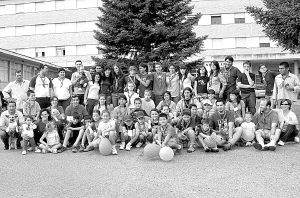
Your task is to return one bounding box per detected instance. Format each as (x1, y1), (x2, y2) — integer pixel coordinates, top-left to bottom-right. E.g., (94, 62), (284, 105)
(29, 64), (53, 109)
(52, 68), (72, 111)
(209, 98), (242, 151)
(222, 56), (242, 100)
(65, 95), (88, 121)
(0, 101), (24, 150)
(152, 63), (167, 105)
(95, 65), (103, 75)
(253, 99), (281, 151)
(272, 62), (300, 106)
(237, 61), (256, 115)
(2, 70), (29, 112)
(89, 66), (96, 77)
(136, 62), (153, 98)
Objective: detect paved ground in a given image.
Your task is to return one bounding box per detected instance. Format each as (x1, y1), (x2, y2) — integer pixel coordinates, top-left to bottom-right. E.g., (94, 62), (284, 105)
(1, 100), (300, 198)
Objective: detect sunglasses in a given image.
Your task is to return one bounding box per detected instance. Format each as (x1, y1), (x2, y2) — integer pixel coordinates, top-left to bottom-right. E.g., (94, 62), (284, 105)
(281, 103), (289, 105)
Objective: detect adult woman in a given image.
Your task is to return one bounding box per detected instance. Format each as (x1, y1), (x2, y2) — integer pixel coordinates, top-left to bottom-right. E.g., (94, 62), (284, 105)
(156, 91), (176, 114)
(47, 96), (65, 121)
(175, 87), (202, 117)
(166, 63), (180, 103)
(207, 60), (227, 98)
(179, 64), (193, 93)
(277, 99), (299, 145)
(84, 72), (101, 115)
(111, 64), (126, 107)
(194, 65), (209, 99)
(225, 90), (245, 125)
(258, 64), (276, 100)
(100, 66), (114, 105)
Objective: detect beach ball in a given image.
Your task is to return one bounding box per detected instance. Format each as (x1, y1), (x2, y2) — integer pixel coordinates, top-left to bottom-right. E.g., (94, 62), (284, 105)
(99, 138), (112, 156)
(203, 137), (217, 148)
(159, 147), (174, 162)
(242, 131), (255, 142)
(144, 144), (161, 159)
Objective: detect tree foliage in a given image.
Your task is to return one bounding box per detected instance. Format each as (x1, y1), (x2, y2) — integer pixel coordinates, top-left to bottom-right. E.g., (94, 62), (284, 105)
(93, 0), (207, 65)
(246, 0), (300, 53)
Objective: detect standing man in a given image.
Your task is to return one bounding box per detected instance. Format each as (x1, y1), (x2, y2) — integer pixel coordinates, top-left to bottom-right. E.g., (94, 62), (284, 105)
(2, 70), (29, 112)
(272, 62), (300, 107)
(29, 64), (53, 109)
(222, 56), (242, 100)
(152, 63), (167, 106)
(237, 61), (256, 115)
(136, 63), (153, 98)
(52, 68), (72, 111)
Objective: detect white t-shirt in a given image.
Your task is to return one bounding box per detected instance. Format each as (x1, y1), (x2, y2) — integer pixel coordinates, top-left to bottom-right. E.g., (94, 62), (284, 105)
(124, 91), (139, 109)
(30, 75), (53, 98)
(52, 78), (72, 100)
(97, 119), (115, 136)
(276, 109), (298, 126)
(241, 122), (256, 134)
(46, 130), (60, 146)
(21, 123), (37, 138)
(87, 82), (100, 100)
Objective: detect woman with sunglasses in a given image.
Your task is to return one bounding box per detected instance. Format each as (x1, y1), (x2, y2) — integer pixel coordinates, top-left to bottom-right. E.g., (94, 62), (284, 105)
(276, 99), (299, 146)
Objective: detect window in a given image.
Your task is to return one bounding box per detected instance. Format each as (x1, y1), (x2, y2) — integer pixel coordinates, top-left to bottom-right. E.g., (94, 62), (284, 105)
(56, 47), (66, 56)
(259, 43), (270, 47)
(36, 48), (46, 57)
(35, 2), (45, 12)
(259, 37), (270, 47)
(234, 13), (245, 24)
(24, 3), (35, 12)
(211, 16), (221, 24)
(236, 37), (247, 48)
(0, 60), (9, 83)
(55, 0), (65, 10)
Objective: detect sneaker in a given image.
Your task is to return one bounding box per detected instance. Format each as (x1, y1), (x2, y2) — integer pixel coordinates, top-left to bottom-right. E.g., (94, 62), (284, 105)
(268, 145), (276, 151)
(58, 146), (67, 153)
(71, 146), (79, 153)
(187, 145), (195, 153)
(278, 140), (285, 146)
(211, 148), (219, 153)
(119, 142), (125, 150)
(125, 144), (132, 151)
(27, 147), (33, 152)
(136, 142), (143, 148)
(294, 136), (300, 143)
(35, 148), (41, 153)
(112, 147), (118, 155)
(253, 143), (262, 150)
(78, 145), (85, 152)
(52, 149), (58, 154)
(223, 143), (232, 151)
(204, 147), (210, 152)
(42, 149), (47, 154)
(21, 150), (26, 155)
(83, 145), (94, 152)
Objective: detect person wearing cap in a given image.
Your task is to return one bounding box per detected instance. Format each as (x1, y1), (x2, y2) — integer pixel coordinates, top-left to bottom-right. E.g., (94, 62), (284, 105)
(175, 108), (197, 153)
(52, 68), (72, 111)
(201, 99), (215, 119)
(135, 111), (151, 148)
(120, 115), (138, 151)
(209, 98), (243, 151)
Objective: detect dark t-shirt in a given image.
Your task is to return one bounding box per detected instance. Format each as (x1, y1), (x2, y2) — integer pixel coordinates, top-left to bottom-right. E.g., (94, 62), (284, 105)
(137, 73), (153, 98)
(122, 122), (135, 130)
(100, 77), (113, 95)
(222, 66), (242, 94)
(70, 122), (82, 131)
(176, 118), (196, 131)
(238, 73), (255, 94)
(195, 76), (209, 94)
(209, 110), (234, 131)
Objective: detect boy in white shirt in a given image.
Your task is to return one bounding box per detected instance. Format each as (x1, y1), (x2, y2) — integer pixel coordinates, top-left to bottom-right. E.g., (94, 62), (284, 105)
(240, 112), (256, 146)
(141, 89), (155, 116)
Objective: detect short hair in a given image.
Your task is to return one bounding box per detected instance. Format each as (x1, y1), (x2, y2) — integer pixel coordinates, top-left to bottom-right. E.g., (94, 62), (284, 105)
(260, 98), (271, 107)
(225, 56), (234, 62)
(27, 90), (35, 97)
(38, 108), (52, 121)
(24, 115), (33, 121)
(207, 89), (216, 94)
(75, 60), (82, 64)
(139, 62), (148, 72)
(150, 108), (159, 114)
(7, 100), (16, 106)
(50, 96), (58, 101)
(73, 113), (81, 120)
(279, 62), (289, 68)
(104, 65), (111, 71)
(201, 118), (209, 125)
(40, 64), (47, 70)
(144, 89), (152, 95)
(58, 68), (65, 73)
(101, 109), (110, 117)
(134, 97), (142, 104)
(118, 94), (127, 102)
(182, 108), (191, 116)
(243, 60), (251, 66)
(216, 98), (225, 105)
(189, 103), (197, 109)
(244, 112), (252, 116)
(72, 94), (80, 99)
(84, 115), (92, 121)
(15, 70), (22, 74)
(159, 113), (168, 119)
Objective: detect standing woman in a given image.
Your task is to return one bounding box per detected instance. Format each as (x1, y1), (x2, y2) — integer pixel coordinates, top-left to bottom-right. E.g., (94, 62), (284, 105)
(136, 63), (153, 98)
(111, 64), (126, 108)
(152, 63), (167, 106)
(100, 66), (114, 105)
(207, 60), (227, 99)
(258, 64), (276, 100)
(179, 63), (194, 94)
(84, 72), (101, 115)
(194, 65), (209, 100)
(166, 63), (180, 103)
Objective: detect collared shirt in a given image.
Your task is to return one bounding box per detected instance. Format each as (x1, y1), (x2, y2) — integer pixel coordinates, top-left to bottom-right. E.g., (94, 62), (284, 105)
(253, 109), (278, 130)
(29, 75), (53, 98)
(52, 77), (72, 100)
(0, 110), (24, 128)
(23, 100), (41, 118)
(2, 80), (29, 109)
(272, 72), (300, 101)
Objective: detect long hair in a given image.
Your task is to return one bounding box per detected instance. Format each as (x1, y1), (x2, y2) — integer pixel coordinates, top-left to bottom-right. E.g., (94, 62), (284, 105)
(210, 60), (220, 77)
(101, 66), (114, 85)
(258, 64), (266, 83)
(197, 65), (208, 77)
(229, 91), (241, 104)
(92, 72), (101, 84)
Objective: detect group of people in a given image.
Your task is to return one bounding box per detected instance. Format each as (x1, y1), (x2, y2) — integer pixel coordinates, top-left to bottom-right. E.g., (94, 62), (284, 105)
(0, 56), (300, 156)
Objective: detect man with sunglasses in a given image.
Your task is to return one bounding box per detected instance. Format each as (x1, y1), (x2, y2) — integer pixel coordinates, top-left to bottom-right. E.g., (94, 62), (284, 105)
(272, 62), (300, 107)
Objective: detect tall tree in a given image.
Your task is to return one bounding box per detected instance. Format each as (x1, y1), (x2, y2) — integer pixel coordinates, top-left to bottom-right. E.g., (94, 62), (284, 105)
(93, 0), (207, 65)
(246, 0), (300, 53)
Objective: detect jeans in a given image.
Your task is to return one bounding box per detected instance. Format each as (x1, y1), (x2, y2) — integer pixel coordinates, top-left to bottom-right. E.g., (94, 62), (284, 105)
(86, 99), (99, 115)
(241, 92), (256, 115)
(23, 137), (36, 150)
(280, 124), (299, 142)
(58, 97), (71, 112)
(36, 97), (51, 109)
(111, 93), (121, 108)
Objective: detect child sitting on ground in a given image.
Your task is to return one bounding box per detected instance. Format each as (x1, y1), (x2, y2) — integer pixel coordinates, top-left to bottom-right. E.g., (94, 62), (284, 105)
(190, 104), (202, 126)
(207, 89), (217, 110)
(161, 105), (174, 123)
(84, 110), (118, 155)
(120, 115), (139, 151)
(196, 118), (219, 152)
(135, 112), (152, 148)
(148, 109), (160, 137)
(21, 115), (41, 155)
(175, 108), (196, 153)
(141, 89), (155, 116)
(39, 121), (62, 154)
(240, 112), (256, 146)
(131, 98), (148, 121)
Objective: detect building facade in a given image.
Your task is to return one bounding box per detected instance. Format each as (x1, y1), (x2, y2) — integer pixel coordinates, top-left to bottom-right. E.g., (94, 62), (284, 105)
(0, 0), (299, 76)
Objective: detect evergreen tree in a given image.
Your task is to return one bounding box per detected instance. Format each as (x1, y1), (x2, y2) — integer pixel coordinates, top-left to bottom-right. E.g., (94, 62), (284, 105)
(246, 0), (300, 53)
(93, 0), (206, 65)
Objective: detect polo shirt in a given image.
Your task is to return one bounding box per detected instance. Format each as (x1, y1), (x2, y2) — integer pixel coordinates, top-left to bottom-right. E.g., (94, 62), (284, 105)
(253, 110), (278, 130)
(52, 77), (72, 100)
(2, 80), (29, 109)
(29, 75), (53, 98)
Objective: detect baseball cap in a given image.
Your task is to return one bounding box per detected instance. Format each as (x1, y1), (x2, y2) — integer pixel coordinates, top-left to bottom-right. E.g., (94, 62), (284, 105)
(202, 99), (212, 106)
(124, 115), (132, 121)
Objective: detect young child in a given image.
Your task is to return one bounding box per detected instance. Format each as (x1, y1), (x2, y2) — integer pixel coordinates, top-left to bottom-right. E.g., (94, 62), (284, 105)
(196, 118), (219, 152)
(148, 109), (160, 136)
(141, 89), (155, 116)
(120, 115), (139, 151)
(135, 112), (152, 148)
(39, 121), (62, 154)
(85, 110), (117, 155)
(93, 94), (113, 115)
(60, 113), (85, 153)
(113, 94), (130, 142)
(131, 98), (148, 121)
(156, 113), (182, 152)
(175, 108), (196, 153)
(20, 115), (41, 155)
(240, 112), (256, 146)
(161, 105), (174, 123)
(79, 113), (100, 152)
(201, 99), (215, 119)
(23, 90), (41, 121)
(124, 82), (139, 111)
(190, 104), (202, 126)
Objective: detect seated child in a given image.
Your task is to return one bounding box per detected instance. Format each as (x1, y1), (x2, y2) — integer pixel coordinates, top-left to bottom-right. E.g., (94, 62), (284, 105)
(84, 110), (118, 155)
(131, 98), (148, 121)
(124, 82), (139, 111)
(161, 105), (174, 122)
(60, 113), (85, 153)
(141, 89), (155, 116)
(201, 99), (215, 119)
(196, 118), (219, 152)
(155, 113), (182, 152)
(20, 115), (41, 155)
(23, 90), (41, 121)
(147, 109), (160, 137)
(240, 112), (256, 146)
(119, 115), (139, 151)
(175, 108), (196, 153)
(39, 121), (62, 154)
(135, 112), (152, 148)
(190, 104), (202, 126)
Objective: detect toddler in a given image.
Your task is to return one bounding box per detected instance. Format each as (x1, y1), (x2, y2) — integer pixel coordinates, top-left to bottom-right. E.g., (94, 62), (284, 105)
(240, 112), (256, 146)
(20, 116), (41, 155)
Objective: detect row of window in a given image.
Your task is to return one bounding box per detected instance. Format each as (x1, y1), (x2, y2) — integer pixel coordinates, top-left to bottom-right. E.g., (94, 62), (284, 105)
(198, 13), (255, 26)
(0, 60), (36, 83)
(0, 21), (96, 37)
(0, 0), (102, 15)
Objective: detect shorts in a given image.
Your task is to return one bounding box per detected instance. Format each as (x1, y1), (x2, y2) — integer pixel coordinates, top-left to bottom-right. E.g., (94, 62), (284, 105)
(256, 129), (271, 139)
